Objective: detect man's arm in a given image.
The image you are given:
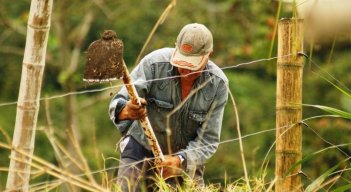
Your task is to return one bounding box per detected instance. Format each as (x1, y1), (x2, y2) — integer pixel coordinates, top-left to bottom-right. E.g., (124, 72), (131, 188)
(108, 57), (153, 135)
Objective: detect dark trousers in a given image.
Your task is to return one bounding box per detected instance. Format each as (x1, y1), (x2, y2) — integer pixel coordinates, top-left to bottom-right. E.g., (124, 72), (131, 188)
(117, 136), (204, 191)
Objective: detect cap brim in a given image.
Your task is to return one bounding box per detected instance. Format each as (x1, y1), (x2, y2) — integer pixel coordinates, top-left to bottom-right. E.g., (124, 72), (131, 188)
(170, 49), (209, 71)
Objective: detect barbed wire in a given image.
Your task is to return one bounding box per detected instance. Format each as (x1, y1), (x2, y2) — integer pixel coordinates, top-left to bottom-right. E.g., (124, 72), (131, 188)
(0, 54), (294, 108)
(300, 52), (351, 93)
(40, 119), (348, 177)
(2, 52), (351, 189)
(1, 53), (346, 109)
(2, 0), (350, 190)
(2, 52), (350, 165)
(25, 122), (291, 190)
(290, 153), (351, 189)
(296, 0), (312, 7)
(22, 114), (351, 190)
(305, 123), (351, 160)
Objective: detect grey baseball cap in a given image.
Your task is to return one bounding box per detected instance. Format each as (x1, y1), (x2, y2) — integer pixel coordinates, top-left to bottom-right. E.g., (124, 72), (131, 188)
(170, 23), (213, 71)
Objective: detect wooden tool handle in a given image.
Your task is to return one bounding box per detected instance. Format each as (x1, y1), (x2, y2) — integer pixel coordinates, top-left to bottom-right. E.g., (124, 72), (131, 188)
(121, 61), (165, 164)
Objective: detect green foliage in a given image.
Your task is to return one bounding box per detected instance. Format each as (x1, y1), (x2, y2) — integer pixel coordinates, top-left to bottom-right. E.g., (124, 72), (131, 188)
(305, 104), (351, 120)
(305, 162), (341, 192)
(333, 184), (351, 192)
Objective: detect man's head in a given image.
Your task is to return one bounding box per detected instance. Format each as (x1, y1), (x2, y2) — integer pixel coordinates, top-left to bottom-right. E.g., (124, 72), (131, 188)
(170, 23), (213, 71)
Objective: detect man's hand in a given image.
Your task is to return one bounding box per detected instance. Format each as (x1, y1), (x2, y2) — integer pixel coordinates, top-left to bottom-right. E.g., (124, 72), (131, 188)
(159, 155), (182, 179)
(118, 98), (147, 120)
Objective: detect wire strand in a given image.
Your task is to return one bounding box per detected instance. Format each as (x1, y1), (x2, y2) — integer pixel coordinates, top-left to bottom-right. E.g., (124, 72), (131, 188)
(24, 114), (351, 190)
(0, 54), (294, 108)
(300, 52), (351, 93)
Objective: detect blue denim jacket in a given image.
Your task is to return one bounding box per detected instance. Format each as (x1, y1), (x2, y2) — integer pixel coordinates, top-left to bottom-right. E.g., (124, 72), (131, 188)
(109, 48), (228, 175)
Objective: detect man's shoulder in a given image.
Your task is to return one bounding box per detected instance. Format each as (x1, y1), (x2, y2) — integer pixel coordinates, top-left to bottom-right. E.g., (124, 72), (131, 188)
(142, 47), (174, 64)
(207, 61), (228, 84)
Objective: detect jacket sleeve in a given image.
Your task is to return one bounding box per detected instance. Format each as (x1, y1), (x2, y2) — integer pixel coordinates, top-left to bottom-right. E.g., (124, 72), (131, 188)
(177, 80), (228, 176)
(108, 56), (153, 135)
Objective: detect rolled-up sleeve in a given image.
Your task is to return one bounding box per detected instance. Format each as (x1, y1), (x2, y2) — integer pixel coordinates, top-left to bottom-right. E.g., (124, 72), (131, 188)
(108, 56), (153, 135)
(177, 80), (228, 175)
(109, 97), (132, 135)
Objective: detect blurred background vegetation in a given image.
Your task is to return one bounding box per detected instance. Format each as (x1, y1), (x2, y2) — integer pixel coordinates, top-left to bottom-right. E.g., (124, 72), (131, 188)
(0, 0), (351, 190)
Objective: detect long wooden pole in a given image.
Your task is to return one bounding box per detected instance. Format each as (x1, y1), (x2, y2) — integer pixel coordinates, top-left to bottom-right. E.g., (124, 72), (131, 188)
(6, 0), (53, 191)
(275, 18), (304, 192)
(121, 60), (165, 165)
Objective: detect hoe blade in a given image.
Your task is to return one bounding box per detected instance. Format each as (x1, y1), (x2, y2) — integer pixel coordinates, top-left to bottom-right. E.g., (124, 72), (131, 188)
(83, 30), (124, 82)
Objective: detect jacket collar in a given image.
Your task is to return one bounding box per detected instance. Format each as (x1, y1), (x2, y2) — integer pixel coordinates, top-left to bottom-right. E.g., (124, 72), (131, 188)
(159, 62), (214, 93)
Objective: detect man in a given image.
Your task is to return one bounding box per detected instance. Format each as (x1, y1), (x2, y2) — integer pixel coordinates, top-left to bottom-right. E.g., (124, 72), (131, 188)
(109, 23), (228, 191)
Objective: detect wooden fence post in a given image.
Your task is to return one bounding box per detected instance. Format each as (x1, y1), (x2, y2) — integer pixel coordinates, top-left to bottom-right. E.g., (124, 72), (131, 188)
(275, 18), (304, 192)
(6, 0), (53, 191)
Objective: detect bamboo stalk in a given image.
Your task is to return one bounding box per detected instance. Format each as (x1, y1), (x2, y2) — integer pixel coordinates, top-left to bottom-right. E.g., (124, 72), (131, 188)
(275, 18), (304, 192)
(6, 0), (53, 191)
